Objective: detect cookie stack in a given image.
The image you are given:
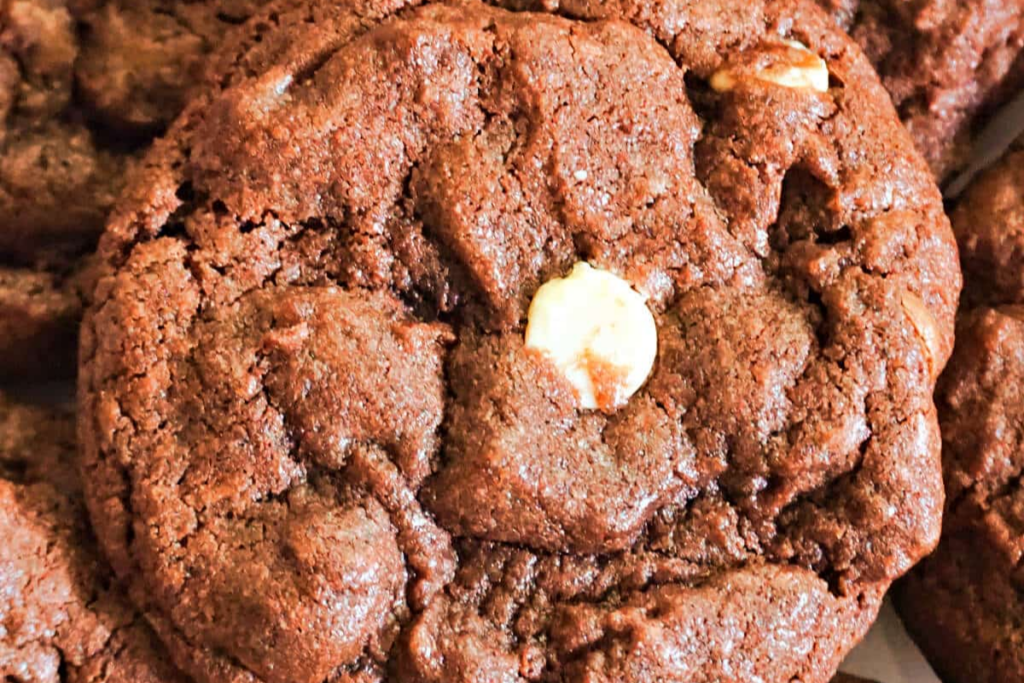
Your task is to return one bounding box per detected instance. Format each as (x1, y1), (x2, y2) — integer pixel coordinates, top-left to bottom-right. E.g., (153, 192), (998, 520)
(0, 1), (1021, 682)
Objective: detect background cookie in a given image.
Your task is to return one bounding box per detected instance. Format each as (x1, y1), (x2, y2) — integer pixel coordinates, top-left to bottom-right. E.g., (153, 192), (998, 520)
(817, 0), (1024, 180)
(894, 135), (1024, 683)
(78, 0), (958, 681)
(0, 0), (123, 264)
(0, 394), (186, 683)
(0, 256), (97, 381)
(0, 0), (268, 379)
(0, 0), (270, 259)
(949, 136), (1024, 306)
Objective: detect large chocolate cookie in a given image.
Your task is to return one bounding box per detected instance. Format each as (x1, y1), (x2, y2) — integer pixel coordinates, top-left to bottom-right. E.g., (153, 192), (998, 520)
(0, 394), (185, 683)
(816, 0), (1024, 180)
(895, 136), (1024, 683)
(0, 0), (268, 378)
(79, 0), (960, 681)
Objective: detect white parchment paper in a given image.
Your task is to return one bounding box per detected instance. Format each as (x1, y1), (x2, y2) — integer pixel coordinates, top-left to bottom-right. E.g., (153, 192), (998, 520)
(838, 602), (939, 681)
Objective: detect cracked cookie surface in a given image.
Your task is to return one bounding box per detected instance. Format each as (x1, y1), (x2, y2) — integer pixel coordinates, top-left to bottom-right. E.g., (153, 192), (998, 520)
(0, 394), (186, 683)
(895, 135), (1024, 683)
(78, 0), (959, 681)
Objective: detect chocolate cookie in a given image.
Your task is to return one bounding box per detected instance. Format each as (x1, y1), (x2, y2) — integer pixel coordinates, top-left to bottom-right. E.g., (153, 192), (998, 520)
(0, 0), (123, 264)
(0, 394), (186, 683)
(832, 675), (877, 683)
(1, 0), (270, 259)
(79, 0), (959, 681)
(0, 259), (96, 381)
(0, 0), (269, 378)
(949, 136), (1024, 307)
(816, 0), (1024, 180)
(895, 135), (1024, 683)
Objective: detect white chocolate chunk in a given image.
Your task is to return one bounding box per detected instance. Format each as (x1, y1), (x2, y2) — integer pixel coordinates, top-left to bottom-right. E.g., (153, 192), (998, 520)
(711, 39), (829, 94)
(901, 291), (941, 379)
(525, 262), (657, 411)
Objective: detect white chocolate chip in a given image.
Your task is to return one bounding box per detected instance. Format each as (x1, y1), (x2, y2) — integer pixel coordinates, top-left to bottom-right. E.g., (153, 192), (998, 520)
(525, 262), (657, 411)
(901, 291), (941, 379)
(711, 39), (829, 94)
(709, 70), (739, 93)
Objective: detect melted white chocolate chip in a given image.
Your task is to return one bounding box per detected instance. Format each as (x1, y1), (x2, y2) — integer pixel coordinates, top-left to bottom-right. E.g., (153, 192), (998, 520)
(901, 291), (942, 379)
(525, 262), (657, 411)
(711, 39), (829, 94)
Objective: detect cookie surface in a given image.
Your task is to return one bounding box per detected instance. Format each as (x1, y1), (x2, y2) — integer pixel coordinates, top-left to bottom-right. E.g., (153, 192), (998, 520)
(0, 0), (269, 378)
(816, 0), (1024, 179)
(79, 0), (959, 681)
(0, 394), (186, 683)
(895, 136), (1024, 683)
